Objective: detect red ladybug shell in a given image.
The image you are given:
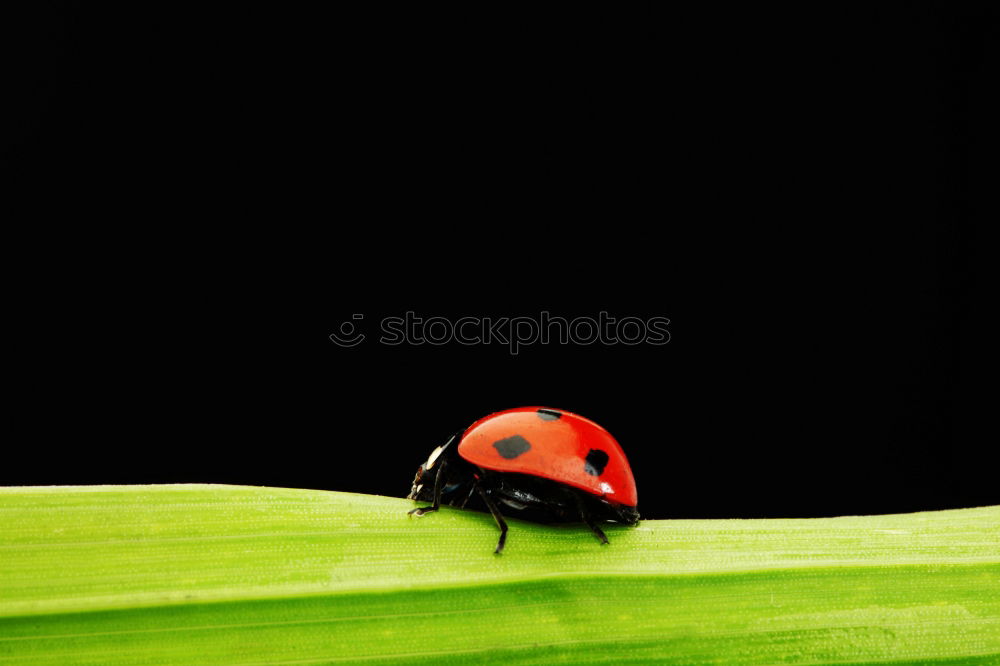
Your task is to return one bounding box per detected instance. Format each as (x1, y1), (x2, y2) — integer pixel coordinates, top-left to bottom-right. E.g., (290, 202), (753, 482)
(456, 406), (638, 508)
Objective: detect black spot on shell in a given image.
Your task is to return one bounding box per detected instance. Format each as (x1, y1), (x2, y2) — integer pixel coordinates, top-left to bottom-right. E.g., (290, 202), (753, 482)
(493, 435), (532, 459)
(584, 449), (609, 476)
(536, 409), (562, 421)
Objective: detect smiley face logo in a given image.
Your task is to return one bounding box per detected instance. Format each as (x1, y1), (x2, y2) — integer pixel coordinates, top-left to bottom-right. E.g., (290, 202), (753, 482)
(329, 314), (366, 347)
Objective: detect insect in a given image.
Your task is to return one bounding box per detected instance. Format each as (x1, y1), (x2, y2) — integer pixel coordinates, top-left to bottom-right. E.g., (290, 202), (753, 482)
(407, 406), (639, 553)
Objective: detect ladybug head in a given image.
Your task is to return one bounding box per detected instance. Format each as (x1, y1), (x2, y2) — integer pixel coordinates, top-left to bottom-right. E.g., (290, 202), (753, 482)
(612, 502), (640, 526)
(406, 439), (451, 501)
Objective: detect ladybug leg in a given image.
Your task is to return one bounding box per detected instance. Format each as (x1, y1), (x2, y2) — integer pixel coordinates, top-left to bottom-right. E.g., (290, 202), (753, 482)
(573, 493), (609, 545)
(408, 460), (446, 517)
(455, 483), (475, 509)
(474, 485), (509, 554)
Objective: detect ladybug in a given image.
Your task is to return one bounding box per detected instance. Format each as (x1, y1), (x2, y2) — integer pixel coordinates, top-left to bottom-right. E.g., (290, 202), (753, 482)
(407, 406), (639, 553)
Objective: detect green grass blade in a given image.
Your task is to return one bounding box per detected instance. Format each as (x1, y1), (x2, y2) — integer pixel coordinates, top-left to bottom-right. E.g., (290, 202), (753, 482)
(1, 484), (998, 664)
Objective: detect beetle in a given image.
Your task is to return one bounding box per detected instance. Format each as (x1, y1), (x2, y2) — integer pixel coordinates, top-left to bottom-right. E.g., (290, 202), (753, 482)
(407, 406), (639, 553)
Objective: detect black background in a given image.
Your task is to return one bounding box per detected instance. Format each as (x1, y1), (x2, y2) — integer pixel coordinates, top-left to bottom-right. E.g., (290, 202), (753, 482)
(5, 3), (995, 519)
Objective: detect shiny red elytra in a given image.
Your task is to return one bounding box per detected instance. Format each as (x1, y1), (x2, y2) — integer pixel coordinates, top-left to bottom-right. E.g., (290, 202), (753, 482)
(407, 407), (639, 553)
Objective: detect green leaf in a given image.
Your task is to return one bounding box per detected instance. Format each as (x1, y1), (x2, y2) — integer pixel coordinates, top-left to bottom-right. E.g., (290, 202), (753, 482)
(1, 485), (998, 664)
